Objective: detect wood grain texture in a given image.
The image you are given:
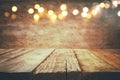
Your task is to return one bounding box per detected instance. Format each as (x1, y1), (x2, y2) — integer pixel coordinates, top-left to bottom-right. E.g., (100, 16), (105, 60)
(90, 49), (120, 70)
(0, 49), (120, 80)
(0, 49), (33, 63)
(0, 49), (54, 72)
(74, 49), (118, 72)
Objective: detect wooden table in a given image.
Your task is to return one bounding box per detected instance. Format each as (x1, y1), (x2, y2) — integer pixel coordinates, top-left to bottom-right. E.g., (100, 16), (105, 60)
(0, 49), (120, 80)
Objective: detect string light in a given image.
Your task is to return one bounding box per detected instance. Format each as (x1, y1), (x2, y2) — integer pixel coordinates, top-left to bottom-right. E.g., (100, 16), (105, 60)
(60, 4), (67, 11)
(28, 8), (34, 14)
(83, 7), (89, 13)
(38, 7), (44, 13)
(4, 12), (10, 17)
(12, 6), (18, 12)
(61, 11), (68, 17)
(34, 4), (40, 10)
(72, 9), (79, 15)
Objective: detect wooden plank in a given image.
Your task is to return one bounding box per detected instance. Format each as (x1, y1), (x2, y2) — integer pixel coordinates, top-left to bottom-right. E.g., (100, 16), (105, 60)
(34, 49), (82, 80)
(66, 49), (82, 80)
(74, 49), (118, 72)
(0, 49), (15, 55)
(34, 49), (68, 80)
(0, 49), (33, 63)
(0, 49), (54, 72)
(90, 49), (120, 70)
(34, 49), (67, 73)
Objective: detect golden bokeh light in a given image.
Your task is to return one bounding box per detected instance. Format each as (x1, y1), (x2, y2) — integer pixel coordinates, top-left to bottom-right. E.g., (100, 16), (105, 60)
(4, 12), (10, 17)
(81, 12), (87, 18)
(48, 10), (54, 15)
(83, 7), (89, 13)
(112, 1), (118, 8)
(58, 14), (64, 20)
(28, 8), (34, 14)
(72, 9), (79, 15)
(12, 6), (18, 12)
(99, 2), (105, 8)
(117, 11), (120, 17)
(105, 3), (110, 9)
(92, 9), (97, 16)
(11, 14), (17, 20)
(38, 7), (44, 13)
(34, 4), (40, 10)
(87, 13), (92, 19)
(49, 14), (57, 23)
(33, 13), (40, 24)
(60, 4), (67, 11)
(61, 11), (68, 17)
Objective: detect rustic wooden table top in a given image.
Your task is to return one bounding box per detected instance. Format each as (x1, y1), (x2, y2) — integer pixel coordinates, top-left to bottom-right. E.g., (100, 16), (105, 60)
(0, 49), (120, 80)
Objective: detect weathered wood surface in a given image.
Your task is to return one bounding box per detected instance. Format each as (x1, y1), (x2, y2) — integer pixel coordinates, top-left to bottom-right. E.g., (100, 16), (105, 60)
(74, 49), (119, 72)
(0, 49), (54, 72)
(0, 49), (120, 80)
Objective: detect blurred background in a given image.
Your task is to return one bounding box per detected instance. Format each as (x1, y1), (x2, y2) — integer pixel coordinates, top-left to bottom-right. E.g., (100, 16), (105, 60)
(0, 0), (120, 48)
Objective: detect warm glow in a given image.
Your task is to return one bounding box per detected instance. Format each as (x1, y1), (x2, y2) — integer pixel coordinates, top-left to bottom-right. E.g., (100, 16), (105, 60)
(118, 11), (120, 17)
(38, 7), (44, 13)
(33, 13), (40, 24)
(48, 10), (54, 15)
(11, 14), (17, 20)
(12, 6), (18, 12)
(34, 4), (40, 9)
(95, 5), (100, 12)
(49, 14), (57, 23)
(112, 1), (118, 8)
(28, 8), (34, 14)
(99, 2), (105, 8)
(87, 13), (92, 19)
(60, 4), (67, 11)
(72, 9), (79, 15)
(4, 12), (10, 17)
(58, 14), (64, 20)
(83, 7), (89, 13)
(92, 9), (97, 16)
(81, 12), (87, 18)
(61, 11), (68, 17)
(105, 3), (110, 9)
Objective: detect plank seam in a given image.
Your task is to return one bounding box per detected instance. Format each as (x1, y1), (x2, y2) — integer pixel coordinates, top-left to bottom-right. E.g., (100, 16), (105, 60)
(32, 49), (56, 74)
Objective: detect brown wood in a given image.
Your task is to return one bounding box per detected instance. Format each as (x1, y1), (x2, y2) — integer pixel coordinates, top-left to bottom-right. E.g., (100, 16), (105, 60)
(90, 49), (120, 70)
(0, 49), (15, 55)
(0, 49), (54, 72)
(0, 49), (33, 63)
(74, 49), (118, 72)
(0, 49), (120, 80)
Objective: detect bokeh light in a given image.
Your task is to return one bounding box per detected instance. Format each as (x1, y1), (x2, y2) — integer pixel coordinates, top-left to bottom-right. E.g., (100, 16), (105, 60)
(92, 9), (97, 16)
(58, 14), (64, 20)
(81, 12), (87, 18)
(38, 7), (44, 13)
(49, 14), (57, 23)
(60, 4), (67, 11)
(4, 12), (10, 17)
(28, 8), (34, 14)
(72, 9), (79, 15)
(61, 11), (68, 17)
(12, 6), (18, 12)
(99, 2), (105, 8)
(105, 2), (110, 9)
(33, 13), (40, 24)
(34, 4), (40, 10)
(48, 10), (54, 15)
(118, 11), (120, 17)
(112, 0), (118, 8)
(11, 14), (17, 20)
(87, 13), (92, 19)
(83, 7), (89, 13)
